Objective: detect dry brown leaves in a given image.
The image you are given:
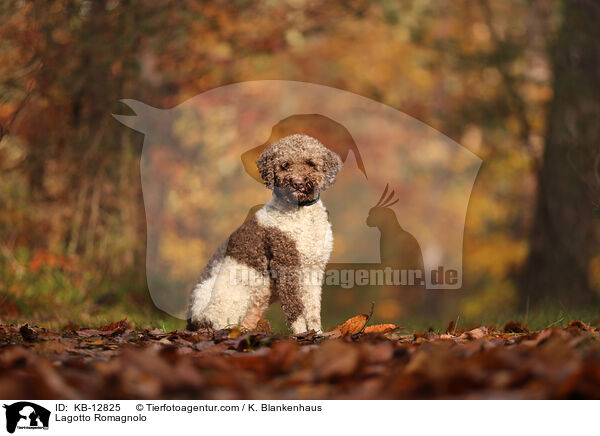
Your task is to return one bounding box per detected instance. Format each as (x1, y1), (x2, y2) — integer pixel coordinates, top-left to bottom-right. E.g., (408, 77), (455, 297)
(1, 317), (599, 400)
(325, 311), (399, 338)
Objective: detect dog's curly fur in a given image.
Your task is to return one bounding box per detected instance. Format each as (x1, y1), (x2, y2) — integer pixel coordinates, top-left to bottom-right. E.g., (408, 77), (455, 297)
(187, 134), (342, 334)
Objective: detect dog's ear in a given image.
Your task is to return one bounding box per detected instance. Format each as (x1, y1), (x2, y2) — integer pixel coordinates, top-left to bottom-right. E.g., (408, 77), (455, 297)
(322, 148), (343, 190)
(256, 146), (276, 189)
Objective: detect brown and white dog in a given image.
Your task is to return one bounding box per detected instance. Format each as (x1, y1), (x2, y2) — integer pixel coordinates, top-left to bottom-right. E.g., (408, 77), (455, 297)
(186, 134), (342, 334)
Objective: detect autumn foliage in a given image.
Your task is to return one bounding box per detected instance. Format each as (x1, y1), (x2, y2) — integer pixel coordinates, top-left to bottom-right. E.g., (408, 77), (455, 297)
(1, 317), (599, 400)
(3, 0), (596, 329)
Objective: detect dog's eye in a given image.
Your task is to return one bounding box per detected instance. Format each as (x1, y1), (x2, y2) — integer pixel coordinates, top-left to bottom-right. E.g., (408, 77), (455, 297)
(280, 162), (290, 170)
(306, 160), (316, 168)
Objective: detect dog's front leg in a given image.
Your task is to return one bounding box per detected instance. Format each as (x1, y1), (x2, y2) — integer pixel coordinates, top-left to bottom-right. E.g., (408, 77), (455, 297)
(270, 260), (305, 334)
(297, 277), (323, 334)
(291, 265), (324, 333)
(274, 264), (323, 335)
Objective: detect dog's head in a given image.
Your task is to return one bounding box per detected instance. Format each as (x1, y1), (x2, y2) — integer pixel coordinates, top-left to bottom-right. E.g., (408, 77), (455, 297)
(256, 134), (342, 205)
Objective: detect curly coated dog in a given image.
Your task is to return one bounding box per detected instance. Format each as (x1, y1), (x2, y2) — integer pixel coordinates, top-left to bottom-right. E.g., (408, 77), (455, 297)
(187, 134), (342, 334)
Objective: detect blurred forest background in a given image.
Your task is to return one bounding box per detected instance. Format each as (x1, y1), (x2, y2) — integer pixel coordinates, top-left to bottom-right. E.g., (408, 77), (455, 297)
(0, 0), (598, 331)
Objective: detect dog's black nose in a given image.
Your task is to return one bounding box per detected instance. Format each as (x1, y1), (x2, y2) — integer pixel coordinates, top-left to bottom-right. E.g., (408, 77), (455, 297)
(292, 178), (305, 191)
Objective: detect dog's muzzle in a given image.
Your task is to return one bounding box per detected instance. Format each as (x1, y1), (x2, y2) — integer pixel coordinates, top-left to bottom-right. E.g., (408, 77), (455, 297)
(276, 177), (319, 205)
(290, 177), (314, 194)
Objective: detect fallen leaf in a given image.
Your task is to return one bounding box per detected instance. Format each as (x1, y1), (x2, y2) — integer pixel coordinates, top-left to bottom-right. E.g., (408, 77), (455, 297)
(97, 319), (130, 335)
(503, 321), (529, 333)
(328, 314), (368, 336)
(20, 324), (38, 342)
(460, 326), (488, 340)
(566, 320), (588, 331)
(254, 318), (272, 333)
(228, 326), (242, 339)
(313, 340), (361, 380)
(363, 324), (398, 334)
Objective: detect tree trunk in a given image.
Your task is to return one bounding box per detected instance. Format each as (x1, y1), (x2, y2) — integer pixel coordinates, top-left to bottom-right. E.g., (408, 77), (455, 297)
(519, 0), (600, 306)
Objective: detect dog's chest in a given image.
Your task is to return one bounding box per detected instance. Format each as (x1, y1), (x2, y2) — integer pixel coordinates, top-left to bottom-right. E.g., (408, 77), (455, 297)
(256, 203), (333, 265)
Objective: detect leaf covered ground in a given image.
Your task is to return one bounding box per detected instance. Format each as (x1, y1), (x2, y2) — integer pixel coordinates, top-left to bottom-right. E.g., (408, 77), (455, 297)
(1, 317), (600, 400)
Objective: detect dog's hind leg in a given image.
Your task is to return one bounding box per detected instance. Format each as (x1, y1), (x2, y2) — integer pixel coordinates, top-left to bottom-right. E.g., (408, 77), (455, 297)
(186, 242), (227, 329)
(193, 256), (270, 330)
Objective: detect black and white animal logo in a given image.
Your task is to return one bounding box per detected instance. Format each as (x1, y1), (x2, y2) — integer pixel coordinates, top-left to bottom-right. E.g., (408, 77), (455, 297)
(3, 402), (50, 434)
